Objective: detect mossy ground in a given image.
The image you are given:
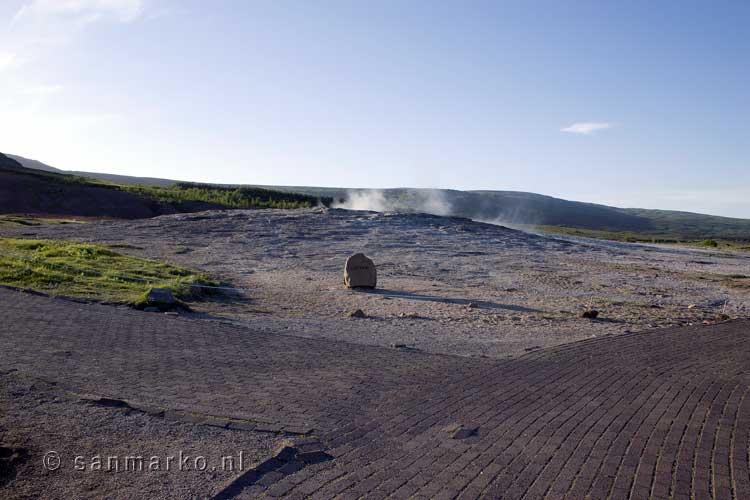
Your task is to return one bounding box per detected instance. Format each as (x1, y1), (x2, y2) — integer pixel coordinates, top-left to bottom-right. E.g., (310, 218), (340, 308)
(0, 215), (87, 226)
(0, 238), (218, 304)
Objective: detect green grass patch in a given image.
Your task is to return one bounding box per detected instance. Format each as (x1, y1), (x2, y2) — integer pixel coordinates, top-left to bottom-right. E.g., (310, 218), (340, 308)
(531, 225), (665, 243)
(0, 238), (218, 304)
(532, 225), (750, 251)
(0, 215), (87, 226)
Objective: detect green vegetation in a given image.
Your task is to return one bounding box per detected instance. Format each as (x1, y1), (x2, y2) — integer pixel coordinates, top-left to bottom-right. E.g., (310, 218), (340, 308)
(1, 154), (332, 211)
(624, 209), (750, 241)
(531, 225), (679, 243)
(0, 215), (86, 226)
(121, 182), (330, 209)
(532, 225), (750, 252)
(0, 238), (218, 304)
(681, 240), (750, 252)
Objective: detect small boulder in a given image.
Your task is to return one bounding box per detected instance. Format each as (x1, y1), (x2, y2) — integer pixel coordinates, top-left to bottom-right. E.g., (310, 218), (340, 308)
(581, 310), (599, 319)
(344, 253), (377, 289)
(348, 309), (367, 319)
(138, 287), (184, 311)
(147, 287), (175, 305)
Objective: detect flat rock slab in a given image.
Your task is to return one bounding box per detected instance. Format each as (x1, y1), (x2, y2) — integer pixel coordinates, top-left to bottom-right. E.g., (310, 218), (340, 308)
(1, 287), (749, 499)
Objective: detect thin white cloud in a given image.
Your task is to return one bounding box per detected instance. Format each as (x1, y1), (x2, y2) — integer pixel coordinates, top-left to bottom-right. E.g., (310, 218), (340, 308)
(13, 0), (145, 24)
(561, 122), (612, 135)
(2, 0), (150, 103)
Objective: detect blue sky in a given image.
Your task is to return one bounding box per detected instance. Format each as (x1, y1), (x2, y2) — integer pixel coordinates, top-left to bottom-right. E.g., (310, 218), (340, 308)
(1, 0), (748, 217)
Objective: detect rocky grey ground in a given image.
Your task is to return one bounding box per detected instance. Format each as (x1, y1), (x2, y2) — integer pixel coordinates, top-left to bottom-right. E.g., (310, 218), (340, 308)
(3, 207), (749, 358)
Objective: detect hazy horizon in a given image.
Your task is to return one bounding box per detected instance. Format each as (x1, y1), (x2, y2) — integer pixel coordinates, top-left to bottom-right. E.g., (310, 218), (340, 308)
(1, 1), (748, 217)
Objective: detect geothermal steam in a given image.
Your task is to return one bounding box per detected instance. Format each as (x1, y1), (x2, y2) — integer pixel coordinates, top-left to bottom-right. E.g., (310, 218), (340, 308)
(333, 189), (453, 216)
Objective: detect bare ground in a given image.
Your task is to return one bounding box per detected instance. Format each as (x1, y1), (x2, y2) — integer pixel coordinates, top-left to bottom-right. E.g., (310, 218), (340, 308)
(2, 207), (748, 358)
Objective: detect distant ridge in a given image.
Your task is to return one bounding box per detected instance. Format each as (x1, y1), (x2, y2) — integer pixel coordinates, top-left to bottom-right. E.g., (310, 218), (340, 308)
(6, 152), (750, 240)
(7, 154), (179, 187)
(246, 186), (750, 240)
(0, 152), (173, 218)
(0, 153), (326, 218)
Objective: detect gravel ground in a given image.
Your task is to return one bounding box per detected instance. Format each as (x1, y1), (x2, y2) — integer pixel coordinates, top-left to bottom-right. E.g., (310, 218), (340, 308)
(3, 207), (749, 358)
(0, 371), (280, 500)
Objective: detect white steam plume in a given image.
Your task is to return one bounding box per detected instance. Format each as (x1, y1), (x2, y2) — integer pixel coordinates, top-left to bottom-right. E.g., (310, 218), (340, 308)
(333, 189), (453, 216)
(333, 190), (389, 212)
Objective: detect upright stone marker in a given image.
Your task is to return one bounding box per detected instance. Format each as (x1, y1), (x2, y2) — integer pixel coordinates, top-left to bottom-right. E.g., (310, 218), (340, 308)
(344, 253), (377, 289)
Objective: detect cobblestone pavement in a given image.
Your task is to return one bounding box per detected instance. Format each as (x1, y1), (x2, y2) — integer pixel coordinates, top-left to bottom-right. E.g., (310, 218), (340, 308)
(1, 287), (749, 499)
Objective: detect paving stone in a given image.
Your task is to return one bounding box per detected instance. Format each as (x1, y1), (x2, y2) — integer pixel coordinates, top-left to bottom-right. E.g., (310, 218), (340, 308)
(1, 288), (748, 499)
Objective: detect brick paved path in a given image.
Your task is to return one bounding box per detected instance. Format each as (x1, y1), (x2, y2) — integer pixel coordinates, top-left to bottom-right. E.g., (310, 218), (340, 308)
(1, 287), (748, 499)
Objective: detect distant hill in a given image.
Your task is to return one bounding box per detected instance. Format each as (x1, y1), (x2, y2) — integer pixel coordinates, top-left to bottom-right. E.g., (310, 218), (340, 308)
(0, 153), (328, 218)
(0, 153), (172, 218)
(7, 154), (178, 187)
(7, 153), (750, 241)
(5, 154), (64, 174)
(254, 186), (750, 240)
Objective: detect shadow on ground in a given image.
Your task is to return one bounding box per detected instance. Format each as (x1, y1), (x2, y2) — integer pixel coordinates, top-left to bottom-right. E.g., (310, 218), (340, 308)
(356, 288), (543, 313)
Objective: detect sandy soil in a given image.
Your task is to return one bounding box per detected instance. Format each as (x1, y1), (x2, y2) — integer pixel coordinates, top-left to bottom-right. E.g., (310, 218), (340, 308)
(2, 207), (749, 358)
